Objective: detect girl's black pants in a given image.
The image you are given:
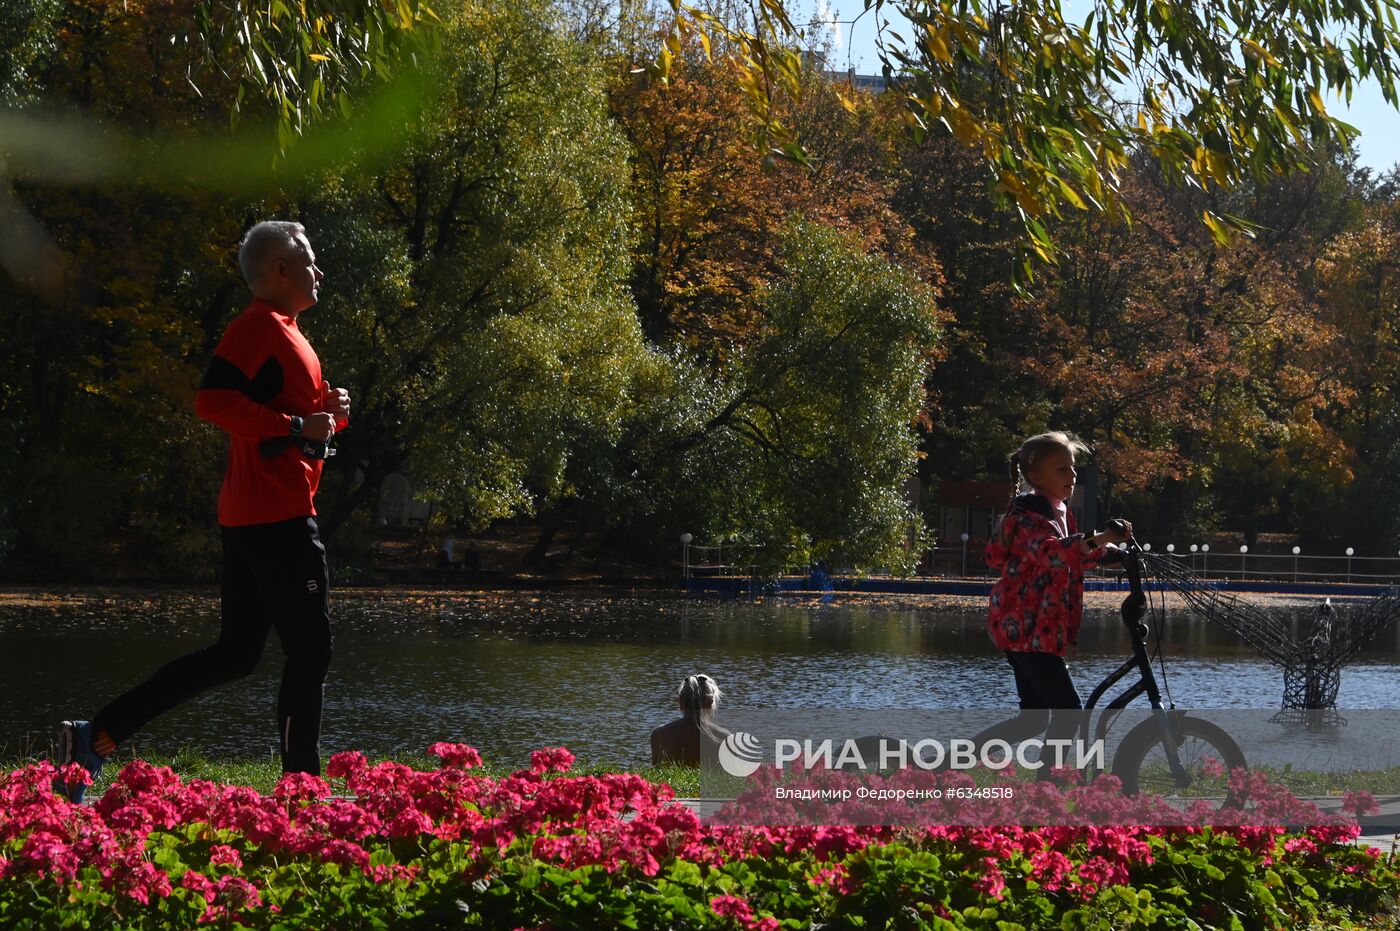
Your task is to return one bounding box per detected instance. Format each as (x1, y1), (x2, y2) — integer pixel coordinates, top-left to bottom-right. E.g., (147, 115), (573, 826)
(968, 650), (1083, 780)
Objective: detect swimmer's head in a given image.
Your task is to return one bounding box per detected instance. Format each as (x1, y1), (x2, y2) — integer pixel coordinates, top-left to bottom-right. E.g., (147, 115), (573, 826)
(677, 674), (722, 718)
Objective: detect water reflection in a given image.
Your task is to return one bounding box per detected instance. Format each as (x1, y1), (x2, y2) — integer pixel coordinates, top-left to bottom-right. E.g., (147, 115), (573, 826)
(1, 589), (1397, 767)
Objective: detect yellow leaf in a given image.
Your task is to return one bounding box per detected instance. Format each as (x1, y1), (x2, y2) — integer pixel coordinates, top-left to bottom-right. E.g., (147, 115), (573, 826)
(1270, 104), (1301, 143)
(1054, 176), (1088, 210)
(923, 24), (952, 64)
(1307, 88), (1327, 114)
(1241, 38), (1280, 67)
(997, 170), (1025, 195)
(941, 102), (983, 146)
(1202, 210), (1231, 245)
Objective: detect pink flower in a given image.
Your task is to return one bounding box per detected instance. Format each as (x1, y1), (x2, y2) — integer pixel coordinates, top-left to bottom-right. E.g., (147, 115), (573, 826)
(296, 798), (382, 841)
(56, 761), (93, 793)
(971, 857), (1007, 900)
(1342, 790), (1380, 817)
(1284, 836), (1317, 854)
(710, 894), (756, 922)
(117, 860), (173, 905)
(325, 751), (369, 780)
(6, 745), (1386, 928)
(198, 905), (226, 925)
(208, 845), (243, 869)
(386, 808), (435, 838)
(1308, 822), (1362, 845)
(1074, 855), (1128, 899)
(213, 875), (262, 910)
(274, 772), (331, 804)
(809, 863), (855, 894)
(315, 839), (371, 871)
(19, 830), (80, 881)
(1029, 849), (1073, 892)
(710, 893), (782, 931)
(428, 743), (484, 769)
(369, 863), (421, 884)
(181, 869), (217, 903)
(530, 747), (576, 775)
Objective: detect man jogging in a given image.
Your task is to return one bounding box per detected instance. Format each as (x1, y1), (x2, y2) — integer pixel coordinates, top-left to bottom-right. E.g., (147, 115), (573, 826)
(56, 221), (349, 801)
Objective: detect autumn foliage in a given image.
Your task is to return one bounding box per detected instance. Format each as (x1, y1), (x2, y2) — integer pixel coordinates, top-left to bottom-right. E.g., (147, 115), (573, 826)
(1, 0), (1400, 576)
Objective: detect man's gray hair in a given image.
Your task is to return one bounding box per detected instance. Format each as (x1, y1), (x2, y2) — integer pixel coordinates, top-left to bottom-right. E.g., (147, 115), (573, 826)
(238, 220), (307, 287)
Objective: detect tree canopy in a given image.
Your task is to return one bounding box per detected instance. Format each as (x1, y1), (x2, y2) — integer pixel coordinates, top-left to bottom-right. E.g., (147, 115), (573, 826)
(667, 0), (1400, 265)
(3, 0), (1400, 580)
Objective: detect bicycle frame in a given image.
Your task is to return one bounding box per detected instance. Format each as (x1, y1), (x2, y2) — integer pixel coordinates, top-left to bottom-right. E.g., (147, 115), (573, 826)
(1079, 540), (1194, 785)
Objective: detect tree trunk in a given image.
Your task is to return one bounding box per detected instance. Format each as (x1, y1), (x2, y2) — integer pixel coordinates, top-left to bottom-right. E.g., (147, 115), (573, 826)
(524, 510), (562, 565)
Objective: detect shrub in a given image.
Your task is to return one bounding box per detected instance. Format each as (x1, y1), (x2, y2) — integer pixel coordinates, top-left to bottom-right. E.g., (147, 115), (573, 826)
(2, 746), (1396, 929)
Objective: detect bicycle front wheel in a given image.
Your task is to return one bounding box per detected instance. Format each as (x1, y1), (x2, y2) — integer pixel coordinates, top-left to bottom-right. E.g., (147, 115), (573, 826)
(1112, 715), (1246, 805)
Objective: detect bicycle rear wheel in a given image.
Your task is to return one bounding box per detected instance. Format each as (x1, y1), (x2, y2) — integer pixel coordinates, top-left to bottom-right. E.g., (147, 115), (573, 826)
(1112, 715), (1246, 805)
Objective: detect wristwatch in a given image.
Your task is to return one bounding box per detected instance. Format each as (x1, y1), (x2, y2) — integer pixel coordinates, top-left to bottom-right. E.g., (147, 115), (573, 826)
(289, 415), (304, 437)
(1083, 532), (1098, 549)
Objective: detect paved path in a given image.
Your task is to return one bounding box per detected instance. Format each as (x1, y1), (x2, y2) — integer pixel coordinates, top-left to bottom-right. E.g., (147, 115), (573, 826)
(1353, 796), (1400, 853)
(1358, 832), (1400, 852)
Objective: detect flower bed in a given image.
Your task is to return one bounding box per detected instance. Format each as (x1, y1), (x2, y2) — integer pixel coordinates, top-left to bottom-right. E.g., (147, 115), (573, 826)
(1, 745), (1396, 929)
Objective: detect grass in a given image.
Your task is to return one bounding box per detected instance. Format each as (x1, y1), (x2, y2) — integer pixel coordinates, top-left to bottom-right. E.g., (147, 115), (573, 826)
(1245, 764), (1400, 797)
(2, 742), (704, 800)
(6, 735), (1399, 805)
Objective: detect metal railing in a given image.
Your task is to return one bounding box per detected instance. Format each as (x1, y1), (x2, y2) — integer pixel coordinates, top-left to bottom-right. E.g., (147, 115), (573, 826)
(681, 534), (1400, 586)
(924, 542), (1400, 584)
(681, 541), (767, 580)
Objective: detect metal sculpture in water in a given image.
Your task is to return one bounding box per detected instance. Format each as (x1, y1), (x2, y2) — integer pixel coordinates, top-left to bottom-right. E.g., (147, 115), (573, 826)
(1143, 554), (1400, 713)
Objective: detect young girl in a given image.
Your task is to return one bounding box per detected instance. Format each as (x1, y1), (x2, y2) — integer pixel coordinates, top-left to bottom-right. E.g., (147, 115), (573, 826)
(650, 674), (731, 766)
(983, 432), (1131, 771)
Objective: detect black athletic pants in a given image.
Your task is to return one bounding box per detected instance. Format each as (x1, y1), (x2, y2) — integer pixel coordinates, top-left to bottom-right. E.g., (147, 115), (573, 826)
(969, 650), (1083, 780)
(93, 516), (333, 774)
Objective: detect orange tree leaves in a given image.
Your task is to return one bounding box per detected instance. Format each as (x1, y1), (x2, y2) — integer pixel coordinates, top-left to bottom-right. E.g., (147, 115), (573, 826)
(610, 52), (943, 357)
(666, 0), (1400, 269)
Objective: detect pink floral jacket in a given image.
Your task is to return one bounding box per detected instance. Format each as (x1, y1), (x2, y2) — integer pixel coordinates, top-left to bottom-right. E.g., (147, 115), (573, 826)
(985, 493), (1105, 657)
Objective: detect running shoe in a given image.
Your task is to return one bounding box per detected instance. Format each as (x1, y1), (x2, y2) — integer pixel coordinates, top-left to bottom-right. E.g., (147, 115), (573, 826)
(54, 720), (106, 803)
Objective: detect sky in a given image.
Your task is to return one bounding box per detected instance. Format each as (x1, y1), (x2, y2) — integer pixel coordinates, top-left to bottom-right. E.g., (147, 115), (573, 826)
(796, 0), (1400, 174)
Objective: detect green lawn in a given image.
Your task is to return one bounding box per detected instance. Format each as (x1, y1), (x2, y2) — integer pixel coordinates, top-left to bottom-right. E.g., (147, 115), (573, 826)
(19, 745), (704, 799)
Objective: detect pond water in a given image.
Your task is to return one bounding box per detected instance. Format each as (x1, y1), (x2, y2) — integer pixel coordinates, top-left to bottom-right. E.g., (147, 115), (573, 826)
(2, 588), (1398, 769)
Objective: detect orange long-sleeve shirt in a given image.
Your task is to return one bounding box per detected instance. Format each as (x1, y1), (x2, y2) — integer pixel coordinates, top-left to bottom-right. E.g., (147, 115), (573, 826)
(195, 298), (340, 527)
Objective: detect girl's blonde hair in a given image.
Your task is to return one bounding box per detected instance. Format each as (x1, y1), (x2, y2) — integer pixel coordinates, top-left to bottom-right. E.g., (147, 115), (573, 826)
(677, 674), (727, 746)
(1009, 431), (1090, 492)
(678, 674), (722, 718)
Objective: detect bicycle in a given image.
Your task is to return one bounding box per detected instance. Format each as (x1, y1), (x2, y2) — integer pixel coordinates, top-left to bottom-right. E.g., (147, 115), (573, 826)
(1083, 535), (1247, 803)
